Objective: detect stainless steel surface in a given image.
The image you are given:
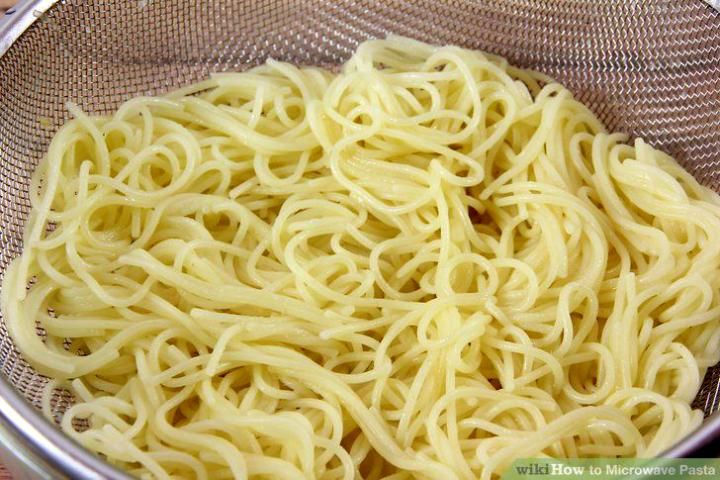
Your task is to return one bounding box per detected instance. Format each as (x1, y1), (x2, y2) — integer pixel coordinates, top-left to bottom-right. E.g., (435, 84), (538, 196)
(0, 0), (54, 57)
(1, 0), (720, 477)
(0, 378), (128, 479)
(706, 1), (720, 12)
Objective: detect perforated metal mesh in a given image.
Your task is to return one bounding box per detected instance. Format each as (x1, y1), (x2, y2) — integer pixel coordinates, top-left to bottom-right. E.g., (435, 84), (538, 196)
(1, 0), (720, 468)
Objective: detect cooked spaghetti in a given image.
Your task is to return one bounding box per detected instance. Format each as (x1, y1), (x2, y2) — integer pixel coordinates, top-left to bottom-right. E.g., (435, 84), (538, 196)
(3, 37), (720, 479)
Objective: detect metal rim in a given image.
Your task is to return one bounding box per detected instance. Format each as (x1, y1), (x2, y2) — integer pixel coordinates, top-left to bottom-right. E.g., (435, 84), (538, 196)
(0, 0), (55, 57)
(706, 0), (720, 12)
(0, 379), (130, 479)
(1, 1), (720, 478)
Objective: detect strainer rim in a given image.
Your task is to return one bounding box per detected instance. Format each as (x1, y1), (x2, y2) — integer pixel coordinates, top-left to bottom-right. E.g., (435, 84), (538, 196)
(0, 0), (56, 57)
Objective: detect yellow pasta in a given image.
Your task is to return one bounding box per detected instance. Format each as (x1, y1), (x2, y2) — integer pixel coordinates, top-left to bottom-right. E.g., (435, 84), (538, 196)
(3, 36), (720, 479)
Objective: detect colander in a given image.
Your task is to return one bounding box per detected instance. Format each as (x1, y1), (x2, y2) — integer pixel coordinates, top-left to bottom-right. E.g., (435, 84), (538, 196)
(1, 1), (720, 478)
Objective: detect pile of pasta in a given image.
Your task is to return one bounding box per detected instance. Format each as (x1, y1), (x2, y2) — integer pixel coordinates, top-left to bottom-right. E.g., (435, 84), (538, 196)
(4, 37), (720, 479)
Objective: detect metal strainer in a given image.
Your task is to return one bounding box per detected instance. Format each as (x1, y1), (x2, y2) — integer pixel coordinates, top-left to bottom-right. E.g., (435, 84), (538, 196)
(1, 0), (720, 478)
